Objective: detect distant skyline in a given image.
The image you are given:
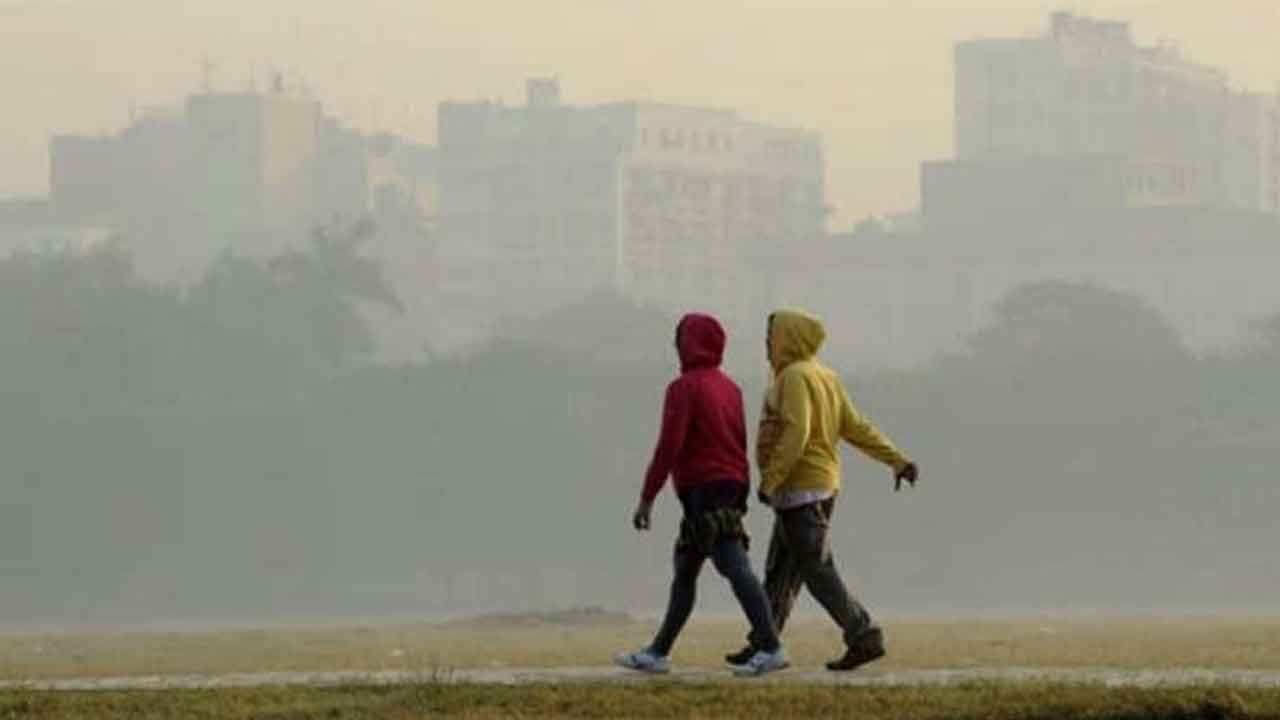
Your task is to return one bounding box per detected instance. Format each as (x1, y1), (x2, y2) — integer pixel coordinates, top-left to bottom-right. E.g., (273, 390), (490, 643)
(3, 0), (1278, 225)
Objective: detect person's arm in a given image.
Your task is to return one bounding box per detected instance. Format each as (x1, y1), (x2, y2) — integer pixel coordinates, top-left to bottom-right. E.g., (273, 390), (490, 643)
(840, 385), (911, 472)
(758, 371), (812, 498)
(640, 380), (692, 505)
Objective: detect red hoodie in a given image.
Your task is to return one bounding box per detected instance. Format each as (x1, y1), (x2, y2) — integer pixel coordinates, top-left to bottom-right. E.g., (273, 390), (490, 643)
(641, 314), (750, 504)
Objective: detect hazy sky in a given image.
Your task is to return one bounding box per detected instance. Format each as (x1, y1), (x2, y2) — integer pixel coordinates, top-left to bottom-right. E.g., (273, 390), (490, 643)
(2, 0), (1277, 224)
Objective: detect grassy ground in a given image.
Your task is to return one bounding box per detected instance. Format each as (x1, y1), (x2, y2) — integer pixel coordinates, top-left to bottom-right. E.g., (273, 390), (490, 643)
(3, 614), (1279, 680)
(2, 682), (1276, 719)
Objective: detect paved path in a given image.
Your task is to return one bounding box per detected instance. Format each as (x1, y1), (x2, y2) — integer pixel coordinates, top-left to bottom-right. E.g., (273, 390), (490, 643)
(5, 667), (1280, 691)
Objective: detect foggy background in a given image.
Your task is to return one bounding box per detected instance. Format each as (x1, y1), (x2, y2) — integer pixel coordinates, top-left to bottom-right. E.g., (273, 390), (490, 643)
(1, 2), (1278, 625)
(4, 0), (1280, 224)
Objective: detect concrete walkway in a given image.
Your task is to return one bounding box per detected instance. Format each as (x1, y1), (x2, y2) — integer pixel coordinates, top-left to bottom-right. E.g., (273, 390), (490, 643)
(5, 667), (1280, 691)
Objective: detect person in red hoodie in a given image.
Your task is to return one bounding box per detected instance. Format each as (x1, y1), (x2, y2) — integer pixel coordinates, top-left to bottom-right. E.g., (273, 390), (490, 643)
(616, 313), (787, 677)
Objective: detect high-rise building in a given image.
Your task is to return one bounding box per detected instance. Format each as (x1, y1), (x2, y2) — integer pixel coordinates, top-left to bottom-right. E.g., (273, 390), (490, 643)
(46, 87), (440, 281)
(1251, 88), (1280, 217)
(436, 79), (824, 347)
(51, 90), (325, 243)
(1223, 92), (1280, 215)
(924, 12), (1279, 230)
(184, 91), (322, 235)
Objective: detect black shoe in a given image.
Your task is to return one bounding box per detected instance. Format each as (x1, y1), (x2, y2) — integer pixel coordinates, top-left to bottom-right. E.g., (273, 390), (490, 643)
(724, 645), (756, 666)
(826, 628), (886, 672)
(826, 644), (885, 672)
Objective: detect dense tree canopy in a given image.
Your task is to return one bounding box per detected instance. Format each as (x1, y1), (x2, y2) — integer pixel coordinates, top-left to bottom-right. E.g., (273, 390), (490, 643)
(1, 234), (1275, 621)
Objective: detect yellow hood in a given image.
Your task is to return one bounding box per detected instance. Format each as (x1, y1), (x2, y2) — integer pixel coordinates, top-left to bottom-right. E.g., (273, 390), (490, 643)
(769, 309), (827, 370)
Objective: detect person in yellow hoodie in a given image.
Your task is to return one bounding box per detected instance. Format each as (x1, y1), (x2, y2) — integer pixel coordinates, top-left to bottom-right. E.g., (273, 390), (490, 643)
(725, 308), (919, 672)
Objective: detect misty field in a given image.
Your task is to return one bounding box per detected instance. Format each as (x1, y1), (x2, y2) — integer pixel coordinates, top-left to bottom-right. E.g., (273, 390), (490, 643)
(5, 614), (1280, 718)
(4, 613), (1280, 681)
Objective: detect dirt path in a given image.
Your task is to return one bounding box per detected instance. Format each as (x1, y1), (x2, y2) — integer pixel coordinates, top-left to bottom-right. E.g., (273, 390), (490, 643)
(6, 667), (1280, 691)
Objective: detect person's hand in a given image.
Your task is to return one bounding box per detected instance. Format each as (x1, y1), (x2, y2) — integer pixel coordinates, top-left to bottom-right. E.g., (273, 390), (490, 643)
(894, 462), (919, 492)
(632, 500), (653, 531)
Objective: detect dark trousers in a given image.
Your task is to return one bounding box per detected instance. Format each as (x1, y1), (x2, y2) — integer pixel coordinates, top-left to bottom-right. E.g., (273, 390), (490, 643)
(649, 483), (781, 657)
(747, 498), (878, 650)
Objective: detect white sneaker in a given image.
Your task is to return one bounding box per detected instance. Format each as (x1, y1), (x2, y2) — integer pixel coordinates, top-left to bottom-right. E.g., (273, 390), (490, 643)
(614, 648), (670, 674)
(732, 647), (789, 677)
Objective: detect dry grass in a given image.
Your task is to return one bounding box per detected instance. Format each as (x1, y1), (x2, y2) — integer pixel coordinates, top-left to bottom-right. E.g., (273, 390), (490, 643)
(3, 613), (1279, 681)
(2, 683), (1278, 719)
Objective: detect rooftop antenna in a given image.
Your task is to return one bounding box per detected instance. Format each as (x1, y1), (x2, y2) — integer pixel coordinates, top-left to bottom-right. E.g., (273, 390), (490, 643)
(200, 55), (216, 92)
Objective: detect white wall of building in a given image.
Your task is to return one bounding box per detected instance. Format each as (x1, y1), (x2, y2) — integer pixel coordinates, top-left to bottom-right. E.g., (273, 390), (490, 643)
(434, 81), (825, 351)
(953, 12), (1248, 212)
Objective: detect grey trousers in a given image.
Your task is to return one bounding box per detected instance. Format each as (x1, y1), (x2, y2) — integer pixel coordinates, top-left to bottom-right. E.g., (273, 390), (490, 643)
(650, 536), (781, 657)
(748, 498), (879, 650)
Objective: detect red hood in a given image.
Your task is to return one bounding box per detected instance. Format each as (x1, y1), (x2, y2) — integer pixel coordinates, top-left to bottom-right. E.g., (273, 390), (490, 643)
(677, 313), (726, 371)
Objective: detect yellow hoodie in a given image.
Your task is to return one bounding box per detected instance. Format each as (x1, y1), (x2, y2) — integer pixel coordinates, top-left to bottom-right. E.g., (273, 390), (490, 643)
(757, 309), (911, 498)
